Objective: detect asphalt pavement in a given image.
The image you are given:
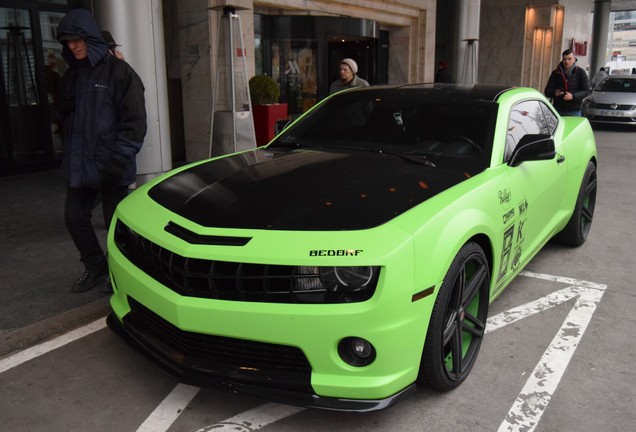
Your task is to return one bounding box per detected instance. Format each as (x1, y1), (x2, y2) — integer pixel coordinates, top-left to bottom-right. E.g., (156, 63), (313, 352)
(0, 169), (112, 357)
(1, 124), (635, 432)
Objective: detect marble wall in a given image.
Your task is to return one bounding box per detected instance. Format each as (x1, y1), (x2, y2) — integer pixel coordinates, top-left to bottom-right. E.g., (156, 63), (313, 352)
(479, 0), (529, 86)
(478, 0), (593, 90)
(174, 0), (213, 162)
(560, 0), (594, 71)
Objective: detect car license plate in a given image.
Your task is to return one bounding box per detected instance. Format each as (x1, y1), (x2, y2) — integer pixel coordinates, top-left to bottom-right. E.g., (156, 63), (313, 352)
(600, 110), (624, 117)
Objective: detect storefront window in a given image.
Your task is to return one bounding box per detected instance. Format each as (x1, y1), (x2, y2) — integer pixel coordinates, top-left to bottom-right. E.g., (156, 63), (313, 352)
(272, 39), (317, 116)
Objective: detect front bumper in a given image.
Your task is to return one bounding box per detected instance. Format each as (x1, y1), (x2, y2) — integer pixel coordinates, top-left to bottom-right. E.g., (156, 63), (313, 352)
(582, 107), (636, 124)
(106, 231), (435, 412)
(107, 309), (416, 412)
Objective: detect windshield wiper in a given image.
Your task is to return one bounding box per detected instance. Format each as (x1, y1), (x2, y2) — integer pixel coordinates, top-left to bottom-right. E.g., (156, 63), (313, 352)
(313, 144), (436, 168)
(381, 150), (437, 168)
(272, 141), (436, 167)
(270, 140), (302, 150)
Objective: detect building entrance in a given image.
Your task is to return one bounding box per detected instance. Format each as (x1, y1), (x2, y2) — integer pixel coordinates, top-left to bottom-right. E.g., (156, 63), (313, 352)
(255, 15), (381, 117)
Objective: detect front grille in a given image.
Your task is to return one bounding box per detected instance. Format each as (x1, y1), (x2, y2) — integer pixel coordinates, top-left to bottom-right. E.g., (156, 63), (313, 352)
(593, 103), (635, 110)
(114, 220), (377, 303)
(588, 115), (636, 123)
(125, 297), (313, 391)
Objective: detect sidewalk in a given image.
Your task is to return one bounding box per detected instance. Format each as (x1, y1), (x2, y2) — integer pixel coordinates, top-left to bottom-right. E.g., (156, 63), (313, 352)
(0, 169), (112, 357)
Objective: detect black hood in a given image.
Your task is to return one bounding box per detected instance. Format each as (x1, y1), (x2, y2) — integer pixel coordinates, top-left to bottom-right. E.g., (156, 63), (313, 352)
(148, 148), (474, 231)
(56, 9), (109, 67)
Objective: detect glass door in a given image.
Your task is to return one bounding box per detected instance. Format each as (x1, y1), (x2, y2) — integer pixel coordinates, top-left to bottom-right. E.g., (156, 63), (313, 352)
(0, 3), (73, 175)
(271, 39), (318, 116)
(40, 9), (67, 156)
(0, 7), (41, 162)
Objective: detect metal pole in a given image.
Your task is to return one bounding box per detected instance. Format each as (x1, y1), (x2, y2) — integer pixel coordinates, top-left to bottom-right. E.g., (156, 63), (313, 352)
(590, 0), (611, 79)
(235, 7), (256, 146)
(209, 10), (222, 158)
(228, 8), (237, 153)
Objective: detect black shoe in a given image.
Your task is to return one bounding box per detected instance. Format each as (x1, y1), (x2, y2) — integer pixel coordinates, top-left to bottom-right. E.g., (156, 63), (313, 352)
(100, 276), (113, 294)
(72, 267), (108, 293)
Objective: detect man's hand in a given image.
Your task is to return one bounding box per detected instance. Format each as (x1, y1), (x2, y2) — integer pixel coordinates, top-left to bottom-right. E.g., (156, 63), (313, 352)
(103, 158), (127, 189)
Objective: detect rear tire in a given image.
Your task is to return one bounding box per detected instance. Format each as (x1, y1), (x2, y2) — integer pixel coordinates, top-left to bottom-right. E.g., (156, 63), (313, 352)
(554, 161), (597, 246)
(418, 242), (490, 391)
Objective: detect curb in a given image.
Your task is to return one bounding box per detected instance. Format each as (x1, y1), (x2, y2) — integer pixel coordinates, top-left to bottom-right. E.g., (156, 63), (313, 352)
(0, 297), (112, 359)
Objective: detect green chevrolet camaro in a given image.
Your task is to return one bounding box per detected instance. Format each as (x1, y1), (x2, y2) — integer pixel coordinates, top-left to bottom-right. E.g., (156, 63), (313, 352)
(107, 84), (597, 411)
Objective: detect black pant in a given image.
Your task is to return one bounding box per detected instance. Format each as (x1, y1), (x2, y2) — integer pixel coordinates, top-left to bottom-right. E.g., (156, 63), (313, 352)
(64, 185), (128, 270)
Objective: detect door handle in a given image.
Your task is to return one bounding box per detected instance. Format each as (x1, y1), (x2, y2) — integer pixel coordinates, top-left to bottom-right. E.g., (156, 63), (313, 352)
(557, 155), (565, 164)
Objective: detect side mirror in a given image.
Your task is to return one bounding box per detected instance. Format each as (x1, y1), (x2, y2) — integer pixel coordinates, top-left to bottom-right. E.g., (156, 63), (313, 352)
(509, 134), (556, 167)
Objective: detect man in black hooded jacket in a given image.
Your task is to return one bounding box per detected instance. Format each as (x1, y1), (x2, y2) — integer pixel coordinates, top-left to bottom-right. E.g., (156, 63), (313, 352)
(55, 9), (146, 293)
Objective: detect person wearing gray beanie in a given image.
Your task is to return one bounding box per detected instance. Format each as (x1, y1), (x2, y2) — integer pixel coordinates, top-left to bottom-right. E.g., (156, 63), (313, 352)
(329, 58), (369, 95)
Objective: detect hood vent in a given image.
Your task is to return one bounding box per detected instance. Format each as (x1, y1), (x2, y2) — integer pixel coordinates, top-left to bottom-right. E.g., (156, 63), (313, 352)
(164, 222), (251, 246)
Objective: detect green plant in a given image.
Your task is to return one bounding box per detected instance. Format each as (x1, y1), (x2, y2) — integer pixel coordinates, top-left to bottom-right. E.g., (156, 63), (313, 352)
(249, 74), (280, 105)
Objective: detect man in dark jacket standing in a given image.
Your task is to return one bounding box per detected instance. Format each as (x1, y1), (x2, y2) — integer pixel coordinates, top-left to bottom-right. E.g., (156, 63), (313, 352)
(544, 49), (590, 116)
(55, 9), (146, 293)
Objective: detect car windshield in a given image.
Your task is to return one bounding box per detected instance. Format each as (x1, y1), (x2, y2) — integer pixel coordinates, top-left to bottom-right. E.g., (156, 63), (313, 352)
(596, 78), (636, 92)
(271, 88), (498, 171)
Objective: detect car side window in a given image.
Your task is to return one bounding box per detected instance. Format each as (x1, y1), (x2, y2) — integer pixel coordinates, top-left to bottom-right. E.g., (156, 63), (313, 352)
(505, 100), (552, 162)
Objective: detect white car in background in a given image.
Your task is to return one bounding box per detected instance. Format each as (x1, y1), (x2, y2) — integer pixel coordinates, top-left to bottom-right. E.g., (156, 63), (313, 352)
(582, 76), (636, 125)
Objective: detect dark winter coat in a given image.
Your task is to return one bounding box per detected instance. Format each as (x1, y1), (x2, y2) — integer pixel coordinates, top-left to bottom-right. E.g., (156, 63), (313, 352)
(55, 9), (146, 188)
(544, 63), (590, 114)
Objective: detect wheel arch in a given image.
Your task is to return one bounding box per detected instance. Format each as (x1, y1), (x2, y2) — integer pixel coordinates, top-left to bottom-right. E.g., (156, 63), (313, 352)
(468, 233), (494, 287)
(425, 213), (497, 289)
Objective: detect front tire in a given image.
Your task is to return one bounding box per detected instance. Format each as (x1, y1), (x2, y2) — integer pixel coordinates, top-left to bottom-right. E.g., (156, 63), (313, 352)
(418, 242), (490, 391)
(554, 161), (597, 246)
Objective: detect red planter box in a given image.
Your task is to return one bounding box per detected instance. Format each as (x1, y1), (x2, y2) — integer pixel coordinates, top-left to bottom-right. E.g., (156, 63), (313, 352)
(252, 103), (288, 146)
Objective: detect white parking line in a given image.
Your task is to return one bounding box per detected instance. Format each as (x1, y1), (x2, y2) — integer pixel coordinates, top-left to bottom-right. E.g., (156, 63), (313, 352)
(0, 317), (106, 374)
(136, 383), (201, 432)
(0, 272), (607, 432)
(495, 272), (607, 432)
(194, 403), (305, 432)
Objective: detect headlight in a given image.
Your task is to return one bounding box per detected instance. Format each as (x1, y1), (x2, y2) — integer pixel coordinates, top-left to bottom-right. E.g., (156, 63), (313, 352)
(293, 266), (379, 303)
(582, 99), (594, 108)
(320, 266), (375, 290)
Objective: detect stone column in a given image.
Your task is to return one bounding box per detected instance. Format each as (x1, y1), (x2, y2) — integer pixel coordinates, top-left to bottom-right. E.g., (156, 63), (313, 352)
(590, 0), (611, 79)
(93, 0), (173, 183)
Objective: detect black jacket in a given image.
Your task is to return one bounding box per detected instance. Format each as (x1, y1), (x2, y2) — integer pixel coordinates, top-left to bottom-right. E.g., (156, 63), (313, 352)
(55, 9), (146, 188)
(544, 63), (590, 114)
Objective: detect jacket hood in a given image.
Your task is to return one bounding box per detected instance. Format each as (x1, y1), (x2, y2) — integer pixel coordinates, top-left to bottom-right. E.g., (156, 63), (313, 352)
(147, 148), (477, 231)
(57, 9), (108, 67)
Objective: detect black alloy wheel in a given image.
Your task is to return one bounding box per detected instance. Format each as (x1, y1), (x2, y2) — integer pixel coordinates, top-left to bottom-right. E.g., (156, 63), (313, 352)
(554, 161), (597, 246)
(419, 241), (490, 391)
